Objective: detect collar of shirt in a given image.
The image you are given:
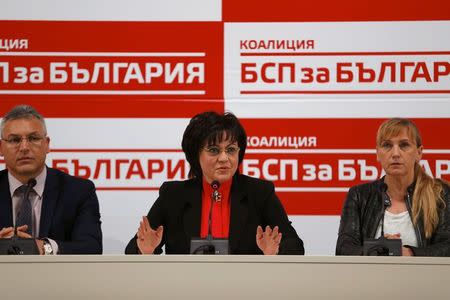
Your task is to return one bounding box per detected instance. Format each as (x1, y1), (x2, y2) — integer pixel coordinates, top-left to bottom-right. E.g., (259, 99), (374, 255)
(8, 166), (46, 199)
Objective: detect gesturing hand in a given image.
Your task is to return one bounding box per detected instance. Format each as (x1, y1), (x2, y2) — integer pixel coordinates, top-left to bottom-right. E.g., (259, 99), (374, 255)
(136, 216), (163, 254)
(256, 225), (282, 255)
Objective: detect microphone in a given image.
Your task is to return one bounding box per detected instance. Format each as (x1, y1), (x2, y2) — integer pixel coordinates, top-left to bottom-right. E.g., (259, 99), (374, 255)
(189, 180), (229, 254)
(372, 190), (398, 256)
(211, 180), (221, 202)
(211, 180), (220, 190)
(207, 180), (221, 241)
(27, 177), (37, 187)
(24, 178), (37, 204)
(363, 183), (401, 256)
(7, 178), (38, 255)
(380, 188), (392, 238)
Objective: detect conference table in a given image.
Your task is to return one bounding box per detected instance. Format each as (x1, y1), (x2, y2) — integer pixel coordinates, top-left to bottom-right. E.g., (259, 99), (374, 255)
(1, 255), (448, 299)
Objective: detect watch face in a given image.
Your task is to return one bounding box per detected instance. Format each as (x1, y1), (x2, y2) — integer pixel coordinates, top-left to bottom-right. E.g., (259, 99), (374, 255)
(43, 242), (53, 255)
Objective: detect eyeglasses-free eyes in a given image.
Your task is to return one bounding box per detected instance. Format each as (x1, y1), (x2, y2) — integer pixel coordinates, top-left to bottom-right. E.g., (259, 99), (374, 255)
(1, 135), (46, 147)
(203, 145), (240, 156)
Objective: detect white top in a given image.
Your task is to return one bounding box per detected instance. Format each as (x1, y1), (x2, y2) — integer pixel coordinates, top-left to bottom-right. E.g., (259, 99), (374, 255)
(375, 210), (418, 247)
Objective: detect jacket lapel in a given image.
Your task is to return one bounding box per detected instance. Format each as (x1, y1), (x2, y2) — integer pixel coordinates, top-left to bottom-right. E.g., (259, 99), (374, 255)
(182, 179), (202, 239)
(0, 170), (13, 228)
(229, 175), (247, 251)
(39, 167), (60, 237)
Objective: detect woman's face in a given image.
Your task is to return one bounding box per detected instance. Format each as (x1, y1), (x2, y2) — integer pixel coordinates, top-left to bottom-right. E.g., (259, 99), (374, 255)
(199, 136), (240, 184)
(376, 127), (422, 179)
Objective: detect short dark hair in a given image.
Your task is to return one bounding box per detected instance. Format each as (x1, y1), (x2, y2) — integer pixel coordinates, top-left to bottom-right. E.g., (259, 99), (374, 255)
(182, 111), (247, 179)
(1, 104), (46, 138)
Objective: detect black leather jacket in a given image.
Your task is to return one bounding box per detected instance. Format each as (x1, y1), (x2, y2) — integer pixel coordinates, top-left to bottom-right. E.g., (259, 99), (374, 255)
(336, 178), (450, 256)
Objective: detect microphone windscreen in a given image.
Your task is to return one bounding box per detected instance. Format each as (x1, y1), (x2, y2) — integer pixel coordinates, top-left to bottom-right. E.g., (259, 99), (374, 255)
(28, 178), (37, 188)
(211, 180), (220, 190)
(383, 193), (392, 207)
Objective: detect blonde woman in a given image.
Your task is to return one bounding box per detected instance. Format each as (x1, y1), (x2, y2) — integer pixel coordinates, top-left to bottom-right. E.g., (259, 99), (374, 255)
(336, 118), (450, 256)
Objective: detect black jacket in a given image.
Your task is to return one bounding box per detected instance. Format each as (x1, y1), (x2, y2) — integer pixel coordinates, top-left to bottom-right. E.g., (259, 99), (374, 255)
(336, 178), (450, 256)
(125, 174), (304, 255)
(0, 167), (102, 254)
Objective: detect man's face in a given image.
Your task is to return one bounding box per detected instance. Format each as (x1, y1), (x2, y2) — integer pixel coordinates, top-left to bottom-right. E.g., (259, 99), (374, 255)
(0, 117), (50, 182)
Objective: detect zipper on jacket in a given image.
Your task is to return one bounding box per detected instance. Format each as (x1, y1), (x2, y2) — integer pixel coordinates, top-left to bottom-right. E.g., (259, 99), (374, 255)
(369, 191), (385, 238)
(370, 212), (384, 238)
(405, 192), (424, 247)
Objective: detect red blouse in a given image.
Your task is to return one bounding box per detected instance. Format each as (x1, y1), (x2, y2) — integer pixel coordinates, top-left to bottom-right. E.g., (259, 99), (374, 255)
(200, 178), (232, 238)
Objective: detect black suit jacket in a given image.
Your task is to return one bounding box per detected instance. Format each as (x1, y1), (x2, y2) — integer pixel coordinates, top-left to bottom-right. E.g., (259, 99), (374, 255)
(0, 167), (102, 254)
(125, 174), (304, 255)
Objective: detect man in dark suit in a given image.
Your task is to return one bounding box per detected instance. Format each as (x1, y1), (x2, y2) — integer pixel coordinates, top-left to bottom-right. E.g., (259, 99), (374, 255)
(0, 105), (102, 254)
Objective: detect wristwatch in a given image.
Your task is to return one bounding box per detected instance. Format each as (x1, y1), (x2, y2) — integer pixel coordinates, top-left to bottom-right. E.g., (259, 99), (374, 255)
(41, 238), (54, 255)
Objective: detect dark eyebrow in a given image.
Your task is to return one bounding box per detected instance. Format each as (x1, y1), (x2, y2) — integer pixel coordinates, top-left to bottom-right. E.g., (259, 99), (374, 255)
(6, 132), (42, 140)
(5, 134), (22, 140)
(206, 142), (237, 148)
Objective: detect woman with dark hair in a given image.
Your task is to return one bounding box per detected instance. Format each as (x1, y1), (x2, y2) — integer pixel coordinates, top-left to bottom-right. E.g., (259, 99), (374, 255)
(336, 118), (450, 256)
(125, 111), (304, 255)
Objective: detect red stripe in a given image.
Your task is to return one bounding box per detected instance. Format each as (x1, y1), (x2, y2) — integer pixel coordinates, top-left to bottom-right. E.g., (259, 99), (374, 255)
(223, 0), (450, 22)
(0, 98), (224, 118)
(279, 191), (346, 215)
(0, 21), (223, 52)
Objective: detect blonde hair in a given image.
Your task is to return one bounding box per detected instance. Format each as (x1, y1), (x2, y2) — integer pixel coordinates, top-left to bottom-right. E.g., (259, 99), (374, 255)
(377, 118), (445, 238)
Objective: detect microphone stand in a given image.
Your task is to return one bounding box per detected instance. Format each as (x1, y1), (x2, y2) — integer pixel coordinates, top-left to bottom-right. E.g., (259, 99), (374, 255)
(363, 188), (402, 256)
(191, 180), (229, 255)
(203, 181), (221, 253)
(376, 191), (392, 255)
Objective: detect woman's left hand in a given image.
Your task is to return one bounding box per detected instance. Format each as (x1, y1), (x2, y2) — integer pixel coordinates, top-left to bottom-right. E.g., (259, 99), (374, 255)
(256, 225), (282, 255)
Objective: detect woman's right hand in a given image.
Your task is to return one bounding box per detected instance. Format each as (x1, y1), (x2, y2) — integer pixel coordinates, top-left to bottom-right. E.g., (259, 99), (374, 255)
(136, 216), (163, 254)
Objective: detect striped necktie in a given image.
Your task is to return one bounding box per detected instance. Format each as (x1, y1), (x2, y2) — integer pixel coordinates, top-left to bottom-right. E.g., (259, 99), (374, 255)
(15, 184), (35, 237)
